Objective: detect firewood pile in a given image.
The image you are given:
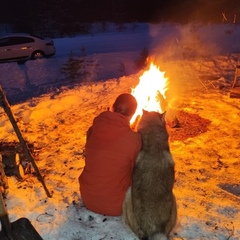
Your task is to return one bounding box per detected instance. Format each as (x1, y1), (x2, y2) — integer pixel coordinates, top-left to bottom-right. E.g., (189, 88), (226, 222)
(0, 141), (35, 193)
(0, 160), (8, 194)
(167, 110), (211, 142)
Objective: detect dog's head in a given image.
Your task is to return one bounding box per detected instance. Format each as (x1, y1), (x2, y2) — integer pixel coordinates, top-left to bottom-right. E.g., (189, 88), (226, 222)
(137, 110), (166, 131)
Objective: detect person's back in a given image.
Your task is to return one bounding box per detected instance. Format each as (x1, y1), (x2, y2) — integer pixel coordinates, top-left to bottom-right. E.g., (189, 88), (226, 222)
(79, 93), (142, 216)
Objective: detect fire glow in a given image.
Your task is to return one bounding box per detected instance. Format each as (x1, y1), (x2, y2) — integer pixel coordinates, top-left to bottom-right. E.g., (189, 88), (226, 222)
(131, 63), (168, 124)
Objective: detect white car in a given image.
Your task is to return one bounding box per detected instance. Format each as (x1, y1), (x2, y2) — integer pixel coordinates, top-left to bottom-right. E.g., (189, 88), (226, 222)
(0, 33), (56, 63)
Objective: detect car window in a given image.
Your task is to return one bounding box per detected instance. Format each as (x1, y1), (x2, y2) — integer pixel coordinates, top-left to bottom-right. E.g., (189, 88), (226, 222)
(0, 37), (11, 47)
(10, 37), (34, 45)
(0, 36), (34, 47)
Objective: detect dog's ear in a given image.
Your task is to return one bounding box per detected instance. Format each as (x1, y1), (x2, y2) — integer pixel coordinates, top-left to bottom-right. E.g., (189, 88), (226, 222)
(161, 111), (167, 124)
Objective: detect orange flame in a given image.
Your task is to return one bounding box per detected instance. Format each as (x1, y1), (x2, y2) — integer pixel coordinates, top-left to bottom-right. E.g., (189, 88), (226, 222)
(131, 63), (168, 124)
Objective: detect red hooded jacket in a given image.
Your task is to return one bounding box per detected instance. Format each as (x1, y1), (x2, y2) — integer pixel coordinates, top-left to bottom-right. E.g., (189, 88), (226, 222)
(79, 111), (142, 216)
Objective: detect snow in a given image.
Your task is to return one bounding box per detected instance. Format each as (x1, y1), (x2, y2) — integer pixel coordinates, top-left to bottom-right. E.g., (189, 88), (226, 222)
(0, 22), (240, 239)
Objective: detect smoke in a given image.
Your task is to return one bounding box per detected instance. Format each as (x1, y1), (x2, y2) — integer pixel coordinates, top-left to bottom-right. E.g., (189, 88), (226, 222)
(147, 22), (237, 62)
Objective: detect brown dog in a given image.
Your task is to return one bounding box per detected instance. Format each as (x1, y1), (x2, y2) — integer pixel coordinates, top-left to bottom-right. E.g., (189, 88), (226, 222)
(123, 110), (177, 240)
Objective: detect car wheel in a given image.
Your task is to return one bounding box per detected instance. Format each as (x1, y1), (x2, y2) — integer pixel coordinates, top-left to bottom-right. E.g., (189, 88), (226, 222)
(31, 51), (45, 59)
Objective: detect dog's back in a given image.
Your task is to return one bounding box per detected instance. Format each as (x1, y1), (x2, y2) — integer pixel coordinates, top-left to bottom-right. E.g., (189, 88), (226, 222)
(123, 110), (177, 240)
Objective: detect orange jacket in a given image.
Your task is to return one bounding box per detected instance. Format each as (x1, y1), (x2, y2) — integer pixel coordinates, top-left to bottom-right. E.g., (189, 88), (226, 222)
(79, 111), (142, 216)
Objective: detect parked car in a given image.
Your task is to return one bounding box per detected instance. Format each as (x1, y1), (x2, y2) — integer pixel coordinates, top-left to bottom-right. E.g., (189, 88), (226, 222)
(0, 33), (56, 63)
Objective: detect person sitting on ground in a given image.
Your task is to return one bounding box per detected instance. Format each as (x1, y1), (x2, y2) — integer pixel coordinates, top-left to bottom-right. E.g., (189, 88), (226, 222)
(79, 93), (142, 216)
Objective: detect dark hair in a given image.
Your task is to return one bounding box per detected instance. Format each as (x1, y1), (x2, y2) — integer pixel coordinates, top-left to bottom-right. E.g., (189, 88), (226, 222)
(112, 93), (137, 117)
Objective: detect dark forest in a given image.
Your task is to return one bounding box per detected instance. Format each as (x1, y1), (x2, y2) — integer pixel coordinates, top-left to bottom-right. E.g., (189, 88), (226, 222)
(1, 0), (240, 35)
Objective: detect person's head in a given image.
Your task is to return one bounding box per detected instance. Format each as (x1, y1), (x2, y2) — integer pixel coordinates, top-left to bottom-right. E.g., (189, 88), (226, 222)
(112, 93), (137, 120)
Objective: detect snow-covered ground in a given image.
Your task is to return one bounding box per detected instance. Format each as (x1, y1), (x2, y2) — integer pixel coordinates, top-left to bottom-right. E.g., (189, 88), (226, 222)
(0, 22), (239, 239)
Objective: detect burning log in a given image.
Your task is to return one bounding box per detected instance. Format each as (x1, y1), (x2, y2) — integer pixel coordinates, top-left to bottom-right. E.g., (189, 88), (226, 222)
(131, 115), (141, 131)
(165, 108), (179, 128)
(157, 91), (179, 128)
(0, 86), (52, 198)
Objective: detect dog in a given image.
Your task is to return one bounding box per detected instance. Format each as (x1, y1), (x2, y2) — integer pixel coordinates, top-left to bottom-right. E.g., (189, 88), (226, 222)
(123, 110), (177, 240)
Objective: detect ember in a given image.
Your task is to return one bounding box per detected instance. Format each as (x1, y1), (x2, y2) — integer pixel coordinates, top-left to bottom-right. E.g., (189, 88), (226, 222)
(167, 110), (211, 142)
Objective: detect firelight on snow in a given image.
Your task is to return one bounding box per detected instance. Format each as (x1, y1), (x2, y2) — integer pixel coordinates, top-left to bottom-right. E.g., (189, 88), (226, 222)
(130, 63), (168, 124)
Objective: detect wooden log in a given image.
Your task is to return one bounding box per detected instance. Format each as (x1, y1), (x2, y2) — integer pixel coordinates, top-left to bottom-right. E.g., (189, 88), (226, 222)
(131, 115), (141, 131)
(165, 108), (179, 128)
(0, 160), (9, 194)
(0, 86), (52, 198)
(0, 141), (34, 179)
(2, 152), (25, 180)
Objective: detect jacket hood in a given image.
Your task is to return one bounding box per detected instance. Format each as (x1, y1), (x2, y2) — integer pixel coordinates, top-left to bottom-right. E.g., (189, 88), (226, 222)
(91, 111), (131, 140)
